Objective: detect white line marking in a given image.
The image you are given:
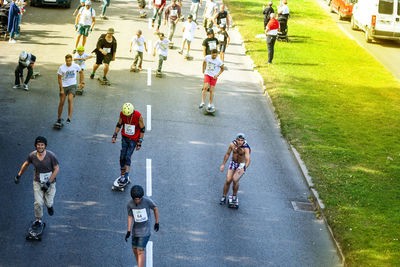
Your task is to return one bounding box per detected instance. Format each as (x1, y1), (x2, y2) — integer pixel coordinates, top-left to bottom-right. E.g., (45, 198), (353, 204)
(148, 18), (152, 29)
(147, 67), (152, 86)
(146, 241), (153, 267)
(146, 158), (152, 196)
(148, 40), (152, 55)
(147, 105), (152, 131)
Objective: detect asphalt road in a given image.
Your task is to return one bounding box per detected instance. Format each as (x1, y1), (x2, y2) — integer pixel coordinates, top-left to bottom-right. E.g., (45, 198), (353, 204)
(0, 0), (340, 266)
(316, 0), (400, 81)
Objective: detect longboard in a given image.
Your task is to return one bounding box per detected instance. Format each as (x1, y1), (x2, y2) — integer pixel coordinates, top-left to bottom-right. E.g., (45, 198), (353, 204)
(184, 55), (193, 61)
(31, 71), (40, 79)
(203, 106), (216, 116)
(111, 177), (130, 192)
(53, 122), (64, 129)
(155, 72), (164, 78)
(26, 221), (46, 241)
(228, 195), (239, 209)
(98, 77), (111, 85)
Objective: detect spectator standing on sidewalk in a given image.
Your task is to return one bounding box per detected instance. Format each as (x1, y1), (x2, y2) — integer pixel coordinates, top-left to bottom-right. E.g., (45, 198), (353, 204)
(263, 1), (274, 30)
(7, 0), (20, 43)
(265, 13), (279, 64)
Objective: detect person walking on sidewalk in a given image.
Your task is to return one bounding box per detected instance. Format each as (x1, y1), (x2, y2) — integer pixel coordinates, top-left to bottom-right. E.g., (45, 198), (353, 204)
(200, 49), (224, 111)
(202, 0), (217, 32)
(112, 103), (145, 185)
(13, 51), (36, 91)
(90, 28), (117, 83)
(56, 54), (84, 126)
(265, 13), (279, 64)
(100, 0), (110, 19)
(152, 0), (166, 33)
(164, 0), (181, 45)
(189, 0), (201, 23)
(263, 1), (274, 30)
(153, 32), (170, 75)
(74, 0), (95, 51)
(15, 136), (60, 228)
(178, 14), (197, 58)
(213, 4), (229, 31)
(130, 30), (147, 71)
(219, 133), (251, 205)
(202, 28), (218, 57)
(125, 185), (159, 267)
(7, 0), (20, 43)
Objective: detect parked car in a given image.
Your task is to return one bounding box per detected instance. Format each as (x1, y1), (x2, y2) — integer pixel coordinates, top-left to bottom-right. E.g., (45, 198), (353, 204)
(351, 0), (400, 43)
(329, 0), (356, 20)
(30, 0), (71, 8)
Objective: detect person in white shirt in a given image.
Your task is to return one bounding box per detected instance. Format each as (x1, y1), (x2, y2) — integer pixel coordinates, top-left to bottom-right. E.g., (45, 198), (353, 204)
(74, 1), (95, 51)
(56, 54), (84, 126)
(200, 49), (224, 111)
(73, 46), (92, 94)
(202, 0), (218, 32)
(153, 33), (170, 75)
(129, 30), (148, 70)
(178, 14), (197, 57)
(278, 0), (289, 17)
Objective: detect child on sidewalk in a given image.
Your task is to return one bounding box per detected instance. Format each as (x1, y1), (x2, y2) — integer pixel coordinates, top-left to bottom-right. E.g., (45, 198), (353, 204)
(153, 33), (170, 76)
(129, 30), (148, 71)
(178, 14), (197, 58)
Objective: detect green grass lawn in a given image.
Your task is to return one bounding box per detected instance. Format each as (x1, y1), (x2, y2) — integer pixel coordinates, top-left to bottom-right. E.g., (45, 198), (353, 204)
(225, 0), (400, 265)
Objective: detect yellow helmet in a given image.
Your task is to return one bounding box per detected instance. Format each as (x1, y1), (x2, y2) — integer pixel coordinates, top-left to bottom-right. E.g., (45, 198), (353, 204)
(122, 103), (134, 116)
(77, 46), (85, 52)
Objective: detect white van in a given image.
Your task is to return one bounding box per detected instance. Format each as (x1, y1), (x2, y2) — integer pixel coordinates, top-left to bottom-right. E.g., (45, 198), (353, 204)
(351, 0), (400, 43)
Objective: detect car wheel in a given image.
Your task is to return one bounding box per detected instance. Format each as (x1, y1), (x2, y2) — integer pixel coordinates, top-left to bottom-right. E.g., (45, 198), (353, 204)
(338, 9), (344, 20)
(365, 27), (372, 43)
(330, 3), (335, 13)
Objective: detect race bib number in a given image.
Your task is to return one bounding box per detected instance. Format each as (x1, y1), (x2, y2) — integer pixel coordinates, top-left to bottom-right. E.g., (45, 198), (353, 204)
(155, 0), (161, 5)
(125, 124), (135, 135)
(206, 62), (216, 72)
(103, 47), (111, 53)
(132, 208), (148, 223)
(220, 18), (227, 25)
(65, 70), (76, 79)
(208, 41), (217, 50)
(160, 43), (168, 50)
(218, 34), (225, 42)
(39, 172), (52, 183)
(170, 9), (178, 16)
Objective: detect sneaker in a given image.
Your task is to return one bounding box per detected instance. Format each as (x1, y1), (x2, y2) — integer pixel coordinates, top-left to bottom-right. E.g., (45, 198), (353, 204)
(8, 39), (16, 43)
(72, 49), (76, 54)
(220, 196), (226, 205)
(103, 76), (108, 82)
(90, 73), (95, 79)
(47, 206), (54, 216)
(138, 66), (142, 70)
(178, 50), (183, 55)
(232, 195), (237, 202)
(207, 105), (212, 111)
(118, 176), (127, 185)
(23, 84), (29, 91)
(13, 84), (21, 89)
(66, 118), (71, 124)
(199, 102), (205, 109)
(34, 220), (42, 227)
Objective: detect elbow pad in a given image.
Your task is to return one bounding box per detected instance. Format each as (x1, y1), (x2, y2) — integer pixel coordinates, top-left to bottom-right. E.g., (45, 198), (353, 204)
(116, 123), (122, 128)
(140, 127), (146, 133)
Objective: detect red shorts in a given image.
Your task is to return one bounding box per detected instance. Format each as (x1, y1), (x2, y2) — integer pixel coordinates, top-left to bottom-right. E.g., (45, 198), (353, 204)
(204, 75), (218, 86)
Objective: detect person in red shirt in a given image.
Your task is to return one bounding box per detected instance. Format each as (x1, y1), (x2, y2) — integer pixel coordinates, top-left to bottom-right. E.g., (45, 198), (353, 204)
(152, 0), (166, 32)
(112, 103), (145, 185)
(265, 13), (279, 64)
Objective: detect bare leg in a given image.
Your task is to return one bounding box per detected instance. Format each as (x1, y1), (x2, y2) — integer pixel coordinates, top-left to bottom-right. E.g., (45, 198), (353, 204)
(209, 85), (215, 105)
(220, 52), (225, 62)
(181, 39), (186, 51)
(137, 249), (146, 267)
(232, 169), (244, 195)
(223, 169), (234, 196)
(133, 248), (139, 263)
(187, 42), (191, 54)
(82, 36), (87, 47)
(92, 64), (100, 73)
(103, 63), (109, 77)
(67, 93), (74, 119)
(57, 93), (66, 119)
(75, 34), (82, 48)
(201, 83), (209, 103)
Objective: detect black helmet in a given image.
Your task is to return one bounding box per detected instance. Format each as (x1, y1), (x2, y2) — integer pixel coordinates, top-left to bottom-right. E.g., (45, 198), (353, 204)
(207, 28), (214, 35)
(34, 136), (47, 147)
(131, 185), (144, 199)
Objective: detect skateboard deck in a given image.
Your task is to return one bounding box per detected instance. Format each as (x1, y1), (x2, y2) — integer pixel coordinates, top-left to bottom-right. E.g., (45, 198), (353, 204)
(26, 221), (46, 241)
(31, 71), (40, 79)
(228, 195), (239, 209)
(98, 77), (111, 85)
(53, 122), (64, 129)
(111, 177), (130, 192)
(184, 56), (193, 61)
(139, 13), (147, 18)
(130, 67), (140, 73)
(155, 72), (163, 78)
(203, 106), (216, 116)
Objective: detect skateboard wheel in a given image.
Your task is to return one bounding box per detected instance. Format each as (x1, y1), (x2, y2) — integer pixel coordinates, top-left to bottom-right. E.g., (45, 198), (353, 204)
(121, 188), (124, 192)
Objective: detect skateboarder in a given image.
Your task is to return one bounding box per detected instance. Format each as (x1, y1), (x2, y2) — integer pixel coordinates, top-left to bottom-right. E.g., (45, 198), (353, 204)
(56, 54), (84, 126)
(200, 49), (224, 111)
(213, 4), (229, 31)
(137, 0), (147, 18)
(178, 14), (197, 58)
(202, 28), (219, 57)
(125, 185), (159, 267)
(129, 30), (148, 71)
(15, 136), (60, 227)
(90, 28), (117, 84)
(217, 25), (230, 63)
(152, 0), (166, 33)
(164, 0), (181, 44)
(202, 0), (217, 32)
(73, 46), (93, 94)
(13, 51), (36, 91)
(153, 33), (170, 76)
(219, 133), (251, 205)
(111, 103), (145, 186)
(74, 0), (95, 51)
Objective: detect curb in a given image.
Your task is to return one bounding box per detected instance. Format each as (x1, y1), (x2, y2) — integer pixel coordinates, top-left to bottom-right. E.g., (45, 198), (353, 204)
(239, 19), (346, 267)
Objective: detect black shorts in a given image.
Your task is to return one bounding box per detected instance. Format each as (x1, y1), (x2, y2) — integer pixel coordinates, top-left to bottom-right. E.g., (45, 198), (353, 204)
(219, 44), (227, 53)
(95, 50), (113, 65)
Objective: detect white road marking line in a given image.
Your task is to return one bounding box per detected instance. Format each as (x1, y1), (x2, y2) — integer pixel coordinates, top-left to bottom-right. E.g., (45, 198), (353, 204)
(147, 105), (152, 131)
(146, 158), (152, 196)
(148, 40), (152, 54)
(148, 18), (152, 29)
(147, 67), (152, 86)
(146, 241), (153, 267)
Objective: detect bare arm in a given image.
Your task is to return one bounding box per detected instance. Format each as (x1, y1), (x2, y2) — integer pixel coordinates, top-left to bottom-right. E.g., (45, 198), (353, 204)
(48, 164), (59, 183)
(79, 70), (85, 88)
(244, 148), (251, 169)
(136, 116), (145, 150)
(144, 42), (148, 52)
(127, 216), (133, 232)
(153, 207), (159, 223)
(112, 117), (123, 143)
(214, 64), (224, 79)
(91, 17), (96, 30)
(203, 46), (206, 57)
(202, 60), (206, 73)
(75, 14), (80, 26)
(220, 145), (233, 171)
(58, 74), (64, 92)
(17, 161), (30, 176)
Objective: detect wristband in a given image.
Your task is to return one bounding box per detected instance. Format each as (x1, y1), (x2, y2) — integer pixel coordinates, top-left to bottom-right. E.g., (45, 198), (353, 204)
(112, 133), (117, 138)
(139, 138), (143, 142)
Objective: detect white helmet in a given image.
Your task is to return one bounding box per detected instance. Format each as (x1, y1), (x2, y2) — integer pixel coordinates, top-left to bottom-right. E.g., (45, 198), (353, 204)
(19, 51), (28, 61)
(85, 0), (91, 5)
